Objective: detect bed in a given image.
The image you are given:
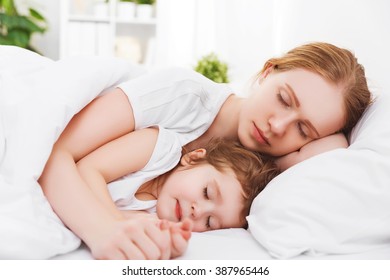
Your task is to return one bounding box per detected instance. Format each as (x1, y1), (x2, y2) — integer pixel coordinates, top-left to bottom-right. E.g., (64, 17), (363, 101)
(53, 230), (390, 260)
(1, 44), (389, 261)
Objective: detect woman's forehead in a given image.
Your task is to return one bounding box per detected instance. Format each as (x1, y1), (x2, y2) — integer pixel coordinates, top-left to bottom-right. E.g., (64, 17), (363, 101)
(284, 69), (345, 135)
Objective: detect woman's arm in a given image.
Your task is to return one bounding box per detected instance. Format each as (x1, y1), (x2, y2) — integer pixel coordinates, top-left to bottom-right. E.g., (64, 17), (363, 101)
(40, 89), (133, 236)
(275, 133), (348, 171)
(39, 90), (172, 259)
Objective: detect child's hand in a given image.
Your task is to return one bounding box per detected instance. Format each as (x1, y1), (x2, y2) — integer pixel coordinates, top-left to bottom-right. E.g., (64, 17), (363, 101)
(162, 218), (193, 259)
(90, 217), (172, 260)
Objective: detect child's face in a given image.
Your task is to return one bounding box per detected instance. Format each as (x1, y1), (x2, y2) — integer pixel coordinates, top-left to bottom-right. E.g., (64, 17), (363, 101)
(156, 162), (244, 232)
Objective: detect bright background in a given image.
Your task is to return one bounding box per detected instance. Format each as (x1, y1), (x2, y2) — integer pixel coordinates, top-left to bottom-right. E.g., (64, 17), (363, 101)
(15, 0), (390, 93)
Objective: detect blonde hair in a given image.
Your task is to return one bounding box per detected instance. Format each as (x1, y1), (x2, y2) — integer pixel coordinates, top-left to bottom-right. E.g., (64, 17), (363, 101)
(259, 42), (372, 136)
(183, 138), (280, 229)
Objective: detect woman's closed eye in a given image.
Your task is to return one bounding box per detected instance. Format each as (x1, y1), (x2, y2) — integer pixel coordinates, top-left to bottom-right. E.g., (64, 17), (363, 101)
(277, 92), (291, 108)
(297, 122), (308, 139)
(277, 90), (309, 139)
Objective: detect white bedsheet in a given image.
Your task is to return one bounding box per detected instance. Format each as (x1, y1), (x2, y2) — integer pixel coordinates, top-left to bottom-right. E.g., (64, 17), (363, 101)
(0, 46), (140, 259)
(52, 229), (390, 260)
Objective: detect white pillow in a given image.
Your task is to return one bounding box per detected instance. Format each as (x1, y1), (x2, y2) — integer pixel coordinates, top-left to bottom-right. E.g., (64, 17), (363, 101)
(247, 93), (390, 259)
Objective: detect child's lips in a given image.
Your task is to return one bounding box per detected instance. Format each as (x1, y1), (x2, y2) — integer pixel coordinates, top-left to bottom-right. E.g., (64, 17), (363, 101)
(175, 200), (182, 221)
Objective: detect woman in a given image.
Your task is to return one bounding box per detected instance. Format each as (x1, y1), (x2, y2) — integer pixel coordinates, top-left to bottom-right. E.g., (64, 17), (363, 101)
(39, 42), (372, 259)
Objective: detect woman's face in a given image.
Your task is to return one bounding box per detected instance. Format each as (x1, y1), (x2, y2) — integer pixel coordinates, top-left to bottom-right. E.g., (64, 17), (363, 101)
(238, 68), (345, 156)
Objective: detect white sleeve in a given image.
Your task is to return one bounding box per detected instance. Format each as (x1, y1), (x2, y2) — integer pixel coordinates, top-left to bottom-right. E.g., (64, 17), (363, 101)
(108, 126), (182, 203)
(117, 68), (232, 145)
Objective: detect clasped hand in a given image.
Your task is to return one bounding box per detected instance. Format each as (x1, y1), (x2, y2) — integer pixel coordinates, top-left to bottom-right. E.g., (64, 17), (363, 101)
(89, 215), (192, 260)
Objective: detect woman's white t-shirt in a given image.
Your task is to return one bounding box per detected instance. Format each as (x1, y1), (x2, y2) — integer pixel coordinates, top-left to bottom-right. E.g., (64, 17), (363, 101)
(108, 68), (232, 209)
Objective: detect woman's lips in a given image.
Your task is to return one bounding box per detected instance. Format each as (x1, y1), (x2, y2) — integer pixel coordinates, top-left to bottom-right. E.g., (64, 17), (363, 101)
(253, 123), (269, 145)
(175, 200), (182, 221)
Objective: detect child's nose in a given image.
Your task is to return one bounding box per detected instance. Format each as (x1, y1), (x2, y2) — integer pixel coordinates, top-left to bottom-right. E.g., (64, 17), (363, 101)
(191, 201), (211, 219)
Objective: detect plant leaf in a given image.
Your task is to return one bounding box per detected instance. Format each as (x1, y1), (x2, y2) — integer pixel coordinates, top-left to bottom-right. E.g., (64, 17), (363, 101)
(2, 28), (30, 47)
(194, 53), (229, 83)
(0, 13), (45, 33)
(0, 0), (18, 15)
(29, 8), (45, 21)
(0, 34), (18, 45)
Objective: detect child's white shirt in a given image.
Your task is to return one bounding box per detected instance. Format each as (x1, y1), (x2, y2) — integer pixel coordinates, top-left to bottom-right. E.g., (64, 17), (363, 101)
(107, 127), (180, 213)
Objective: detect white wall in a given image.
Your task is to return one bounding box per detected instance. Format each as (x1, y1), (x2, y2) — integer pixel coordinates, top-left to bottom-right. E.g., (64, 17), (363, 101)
(20, 0), (390, 93)
(155, 0), (275, 92)
(273, 0), (390, 94)
(213, 0), (275, 91)
(154, 0), (390, 93)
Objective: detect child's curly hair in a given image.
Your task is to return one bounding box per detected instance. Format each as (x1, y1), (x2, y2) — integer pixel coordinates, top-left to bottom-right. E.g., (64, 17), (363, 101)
(185, 138), (280, 228)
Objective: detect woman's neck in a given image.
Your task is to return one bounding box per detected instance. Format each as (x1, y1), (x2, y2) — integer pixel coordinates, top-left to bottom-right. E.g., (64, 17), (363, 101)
(185, 94), (244, 151)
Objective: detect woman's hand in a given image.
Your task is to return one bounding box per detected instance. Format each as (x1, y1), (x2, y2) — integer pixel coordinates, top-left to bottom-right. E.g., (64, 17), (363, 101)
(90, 213), (192, 260)
(276, 133), (348, 171)
(90, 217), (172, 260)
(123, 213), (193, 259)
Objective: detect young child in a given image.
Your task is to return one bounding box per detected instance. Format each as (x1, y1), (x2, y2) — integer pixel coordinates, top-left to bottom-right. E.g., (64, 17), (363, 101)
(108, 136), (279, 231)
(79, 131), (280, 259)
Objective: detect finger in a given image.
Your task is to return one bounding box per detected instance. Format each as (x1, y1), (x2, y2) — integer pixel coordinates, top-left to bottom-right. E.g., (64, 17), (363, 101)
(180, 219), (193, 240)
(159, 227), (171, 260)
(181, 218), (193, 231)
(120, 240), (147, 260)
(180, 229), (191, 241)
(159, 219), (170, 230)
(131, 231), (162, 260)
(170, 227), (189, 258)
(145, 221), (171, 260)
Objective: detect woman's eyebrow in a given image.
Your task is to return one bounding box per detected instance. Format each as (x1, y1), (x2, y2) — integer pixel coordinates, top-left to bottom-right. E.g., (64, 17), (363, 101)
(285, 83), (300, 106)
(285, 83), (320, 138)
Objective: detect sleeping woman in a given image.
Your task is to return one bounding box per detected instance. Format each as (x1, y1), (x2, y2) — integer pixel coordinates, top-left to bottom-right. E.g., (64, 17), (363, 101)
(39, 42), (372, 259)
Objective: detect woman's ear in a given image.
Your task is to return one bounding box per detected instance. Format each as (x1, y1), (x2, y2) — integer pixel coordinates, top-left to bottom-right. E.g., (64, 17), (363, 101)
(180, 149), (207, 166)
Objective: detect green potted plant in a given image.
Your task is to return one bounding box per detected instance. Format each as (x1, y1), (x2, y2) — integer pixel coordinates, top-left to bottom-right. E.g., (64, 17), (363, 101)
(194, 53), (229, 83)
(0, 0), (47, 53)
(136, 0), (155, 5)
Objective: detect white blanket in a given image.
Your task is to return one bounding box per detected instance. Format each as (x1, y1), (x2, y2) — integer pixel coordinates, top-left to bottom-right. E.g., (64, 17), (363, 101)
(0, 46), (141, 259)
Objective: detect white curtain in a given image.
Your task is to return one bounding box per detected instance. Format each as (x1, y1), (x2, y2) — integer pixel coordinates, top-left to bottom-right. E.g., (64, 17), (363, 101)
(154, 0), (274, 91)
(154, 0), (215, 68)
(154, 0), (194, 68)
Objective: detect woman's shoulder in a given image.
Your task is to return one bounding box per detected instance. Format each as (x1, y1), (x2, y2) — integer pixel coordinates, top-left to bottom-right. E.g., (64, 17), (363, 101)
(147, 66), (213, 84)
(119, 66), (231, 105)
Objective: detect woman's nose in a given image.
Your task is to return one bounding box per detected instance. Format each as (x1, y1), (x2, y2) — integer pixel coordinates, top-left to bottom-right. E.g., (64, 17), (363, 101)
(269, 113), (296, 136)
